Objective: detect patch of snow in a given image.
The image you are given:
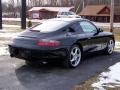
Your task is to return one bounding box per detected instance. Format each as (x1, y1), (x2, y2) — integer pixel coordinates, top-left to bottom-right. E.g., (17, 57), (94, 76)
(0, 30), (21, 56)
(115, 41), (120, 49)
(0, 31), (20, 39)
(3, 18), (45, 23)
(0, 41), (10, 46)
(0, 47), (9, 56)
(92, 62), (120, 89)
(0, 30), (6, 33)
(3, 24), (20, 28)
(93, 22), (120, 28)
(12, 64), (17, 68)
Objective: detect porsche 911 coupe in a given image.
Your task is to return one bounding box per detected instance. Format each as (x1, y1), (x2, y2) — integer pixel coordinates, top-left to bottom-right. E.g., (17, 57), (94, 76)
(9, 18), (115, 68)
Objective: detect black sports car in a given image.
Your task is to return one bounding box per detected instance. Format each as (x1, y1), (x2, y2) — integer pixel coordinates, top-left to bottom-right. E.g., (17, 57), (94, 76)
(9, 18), (115, 68)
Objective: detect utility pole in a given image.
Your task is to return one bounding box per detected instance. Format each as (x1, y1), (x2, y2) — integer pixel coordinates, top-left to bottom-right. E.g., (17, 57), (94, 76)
(0, 0), (2, 29)
(110, 0), (114, 32)
(82, 0), (85, 9)
(21, 0), (26, 29)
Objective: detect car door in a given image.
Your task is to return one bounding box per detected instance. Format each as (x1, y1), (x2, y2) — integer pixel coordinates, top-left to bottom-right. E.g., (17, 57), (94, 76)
(68, 22), (92, 52)
(79, 21), (104, 52)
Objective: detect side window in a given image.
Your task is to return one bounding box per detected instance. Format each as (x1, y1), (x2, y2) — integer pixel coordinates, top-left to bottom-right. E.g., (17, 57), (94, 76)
(70, 22), (83, 33)
(80, 21), (97, 33)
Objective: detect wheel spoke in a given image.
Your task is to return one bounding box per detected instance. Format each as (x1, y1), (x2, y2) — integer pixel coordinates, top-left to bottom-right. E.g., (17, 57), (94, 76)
(108, 48), (111, 53)
(71, 50), (75, 56)
(75, 48), (78, 54)
(70, 58), (75, 62)
(75, 56), (80, 66)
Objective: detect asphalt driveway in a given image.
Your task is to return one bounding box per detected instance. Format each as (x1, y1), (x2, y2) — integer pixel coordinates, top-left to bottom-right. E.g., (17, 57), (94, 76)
(0, 51), (120, 90)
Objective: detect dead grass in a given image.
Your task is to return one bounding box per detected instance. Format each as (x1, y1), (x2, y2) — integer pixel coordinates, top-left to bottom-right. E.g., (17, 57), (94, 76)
(73, 75), (120, 90)
(73, 75), (98, 90)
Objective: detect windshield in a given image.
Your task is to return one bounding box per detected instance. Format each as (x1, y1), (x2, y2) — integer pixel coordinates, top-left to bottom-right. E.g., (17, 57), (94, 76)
(69, 11), (76, 15)
(31, 20), (69, 33)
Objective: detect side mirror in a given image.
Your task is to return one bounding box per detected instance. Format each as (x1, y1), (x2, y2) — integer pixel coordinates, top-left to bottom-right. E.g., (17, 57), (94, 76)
(98, 28), (103, 33)
(94, 28), (103, 35)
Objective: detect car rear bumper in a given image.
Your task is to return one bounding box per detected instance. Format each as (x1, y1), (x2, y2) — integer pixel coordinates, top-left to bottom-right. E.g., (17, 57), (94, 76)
(8, 45), (69, 61)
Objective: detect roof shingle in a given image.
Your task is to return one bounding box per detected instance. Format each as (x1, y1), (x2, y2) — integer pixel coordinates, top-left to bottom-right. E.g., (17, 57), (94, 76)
(79, 5), (108, 16)
(79, 5), (120, 16)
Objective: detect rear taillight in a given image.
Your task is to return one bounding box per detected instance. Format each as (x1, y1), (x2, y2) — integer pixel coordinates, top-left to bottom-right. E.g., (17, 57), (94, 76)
(37, 39), (60, 47)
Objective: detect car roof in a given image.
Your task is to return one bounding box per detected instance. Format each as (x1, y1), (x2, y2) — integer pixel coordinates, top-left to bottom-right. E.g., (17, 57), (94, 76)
(48, 18), (85, 23)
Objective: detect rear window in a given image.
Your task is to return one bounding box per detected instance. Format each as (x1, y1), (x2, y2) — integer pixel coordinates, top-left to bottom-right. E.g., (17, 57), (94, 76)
(31, 20), (69, 33)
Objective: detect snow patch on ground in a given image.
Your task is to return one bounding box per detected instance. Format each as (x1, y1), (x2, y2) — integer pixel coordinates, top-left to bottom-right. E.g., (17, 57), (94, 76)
(0, 30), (20, 56)
(115, 41), (120, 49)
(0, 47), (9, 56)
(92, 62), (120, 89)
(3, 18), (45, 23)
(93, 22), (120, 28)
(0, 31), (20, 39)
(3, 24), (20, 28)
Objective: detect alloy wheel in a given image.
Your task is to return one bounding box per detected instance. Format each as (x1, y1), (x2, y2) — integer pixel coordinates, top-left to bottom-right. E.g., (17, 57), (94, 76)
(107, 40), (114, 54)
(70, 46), (81, 67)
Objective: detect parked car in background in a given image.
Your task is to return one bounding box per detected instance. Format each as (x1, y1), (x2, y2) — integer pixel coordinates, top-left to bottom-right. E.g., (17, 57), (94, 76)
(57, 11), (81, 18)
(9, 18), (115, 68)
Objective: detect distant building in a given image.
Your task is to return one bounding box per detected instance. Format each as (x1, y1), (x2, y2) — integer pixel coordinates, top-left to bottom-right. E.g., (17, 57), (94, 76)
(28, 7), (74, 19)
(79, 5), (120, 22)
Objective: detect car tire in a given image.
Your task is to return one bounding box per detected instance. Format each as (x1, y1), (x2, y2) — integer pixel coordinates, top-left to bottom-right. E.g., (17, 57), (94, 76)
(63, 45), (82, 68)
(105, 39), (115, 55)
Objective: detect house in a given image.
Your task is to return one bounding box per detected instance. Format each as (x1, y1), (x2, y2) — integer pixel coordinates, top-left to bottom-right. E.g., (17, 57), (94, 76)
(79, 5), (120, 22)
(28, 7), (74, 19)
